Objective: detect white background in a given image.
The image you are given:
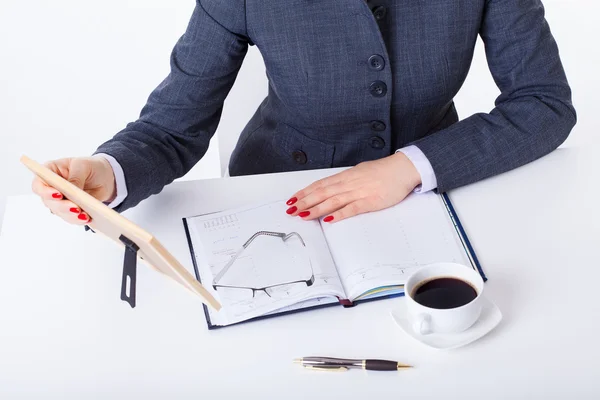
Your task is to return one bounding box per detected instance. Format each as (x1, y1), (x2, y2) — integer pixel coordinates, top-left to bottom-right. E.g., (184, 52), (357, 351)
(0, 0), (597, 222)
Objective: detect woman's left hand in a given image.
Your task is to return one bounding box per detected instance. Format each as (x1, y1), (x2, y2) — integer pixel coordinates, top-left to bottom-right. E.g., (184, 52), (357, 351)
(285, 152), (422, 223)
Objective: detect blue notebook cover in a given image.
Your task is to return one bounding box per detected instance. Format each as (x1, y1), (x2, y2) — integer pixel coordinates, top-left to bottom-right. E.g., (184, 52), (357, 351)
(183, 192), (486, 330)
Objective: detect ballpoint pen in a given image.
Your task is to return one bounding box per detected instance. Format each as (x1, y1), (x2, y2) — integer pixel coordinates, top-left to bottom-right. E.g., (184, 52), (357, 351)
(294, 357), (412, 371)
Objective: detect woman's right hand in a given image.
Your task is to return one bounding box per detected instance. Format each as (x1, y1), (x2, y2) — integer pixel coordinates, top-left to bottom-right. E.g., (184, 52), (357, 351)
(31, 156), (117, 225)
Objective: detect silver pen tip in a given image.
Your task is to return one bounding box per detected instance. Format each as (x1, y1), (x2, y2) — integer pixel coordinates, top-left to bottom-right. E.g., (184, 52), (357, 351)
(293, 358), (303, 364)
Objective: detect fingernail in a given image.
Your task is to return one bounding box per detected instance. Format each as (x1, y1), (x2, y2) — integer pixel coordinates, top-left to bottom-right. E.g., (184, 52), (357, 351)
(286, 206), (297, 215)
(298, 211), (310, 218)
(323, 216), (334, 222)
(286, 197), (297, 206)
(52, 193), (62, 199)
(78, 213), (88, 221)
(70, 207), (79, 213)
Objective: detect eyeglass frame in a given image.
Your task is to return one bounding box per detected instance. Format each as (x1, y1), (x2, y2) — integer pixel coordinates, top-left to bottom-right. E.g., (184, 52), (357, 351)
(211, 231), (315, 298)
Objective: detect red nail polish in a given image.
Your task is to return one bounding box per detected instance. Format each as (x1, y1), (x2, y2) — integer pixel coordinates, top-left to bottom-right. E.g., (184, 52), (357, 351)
(286, 197), (297, 206)
(286, 206), (297, 215)
(70, 207), (79, 213)
(52, 193), (62, 199)
(323, 216), (334, 222)
(78, 213), (88, 221)
(298, 211), (310, 218)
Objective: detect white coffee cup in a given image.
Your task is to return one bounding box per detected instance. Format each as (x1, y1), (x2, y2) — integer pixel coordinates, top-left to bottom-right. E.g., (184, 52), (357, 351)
(405, 262), (484, 335)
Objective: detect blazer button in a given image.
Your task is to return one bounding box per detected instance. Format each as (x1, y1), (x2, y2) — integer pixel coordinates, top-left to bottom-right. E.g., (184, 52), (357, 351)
(369, 136), (385, 149)
(368, 55), (385, 71)
(370, 120), (386, 131)
(372, 6), (387, 21)
(292, 150), (307, 164)
(369, 81), (387, 97)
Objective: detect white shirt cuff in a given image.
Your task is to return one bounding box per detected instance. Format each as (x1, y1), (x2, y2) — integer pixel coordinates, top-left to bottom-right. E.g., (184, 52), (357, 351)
(395, 145), (437, 193)
(94, 153), (128, 208)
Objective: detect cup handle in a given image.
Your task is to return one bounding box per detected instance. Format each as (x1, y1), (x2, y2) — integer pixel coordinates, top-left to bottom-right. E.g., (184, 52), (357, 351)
(413, 313), (432, 335)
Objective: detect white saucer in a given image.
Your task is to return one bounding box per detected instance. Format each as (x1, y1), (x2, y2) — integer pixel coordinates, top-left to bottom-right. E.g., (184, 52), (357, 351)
(390, 296), (502, 350)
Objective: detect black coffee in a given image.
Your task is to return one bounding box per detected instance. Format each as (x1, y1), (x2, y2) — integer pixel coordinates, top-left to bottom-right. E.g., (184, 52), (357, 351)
(412, 277), (477, 309)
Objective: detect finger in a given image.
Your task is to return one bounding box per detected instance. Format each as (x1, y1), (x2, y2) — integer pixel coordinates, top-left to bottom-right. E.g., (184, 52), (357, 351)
(285, 173), (347, 206)
(32, 160), (68, 200)
(43, 198), (90, 225)
(322, 198), (378, 223)
(297, 190), (362, 220)
(289, 179), (364, 217)
(65, 158), (90, 189)
(44, 159), (72, 177)
(32, 177), (63, 200)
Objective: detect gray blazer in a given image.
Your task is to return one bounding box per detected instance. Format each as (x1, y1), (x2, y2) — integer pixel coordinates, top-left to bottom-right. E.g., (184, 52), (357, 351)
(95, 0), (576, 211)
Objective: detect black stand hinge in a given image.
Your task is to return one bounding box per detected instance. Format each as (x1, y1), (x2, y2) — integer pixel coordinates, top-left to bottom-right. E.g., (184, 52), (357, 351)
(119, 235), (139, 308)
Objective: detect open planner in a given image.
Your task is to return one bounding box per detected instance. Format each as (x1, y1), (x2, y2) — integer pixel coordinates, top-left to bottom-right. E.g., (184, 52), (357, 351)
(183, 191), (486, 329)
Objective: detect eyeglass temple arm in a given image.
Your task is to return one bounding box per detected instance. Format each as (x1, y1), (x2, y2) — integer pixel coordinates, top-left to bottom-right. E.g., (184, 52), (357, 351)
(242, 231), (305, 247)
(212, 246), (244, 286)
(212, 231), (306, 286)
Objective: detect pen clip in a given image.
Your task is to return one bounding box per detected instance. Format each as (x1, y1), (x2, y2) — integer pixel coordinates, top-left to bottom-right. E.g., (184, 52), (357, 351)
(303, 365), (349, 372)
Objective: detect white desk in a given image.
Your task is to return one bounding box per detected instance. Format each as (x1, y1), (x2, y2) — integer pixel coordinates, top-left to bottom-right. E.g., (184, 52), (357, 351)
(1, 148), (598, 399)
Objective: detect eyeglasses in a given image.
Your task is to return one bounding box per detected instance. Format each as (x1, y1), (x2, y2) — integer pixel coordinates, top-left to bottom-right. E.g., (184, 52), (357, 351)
(212, 231), (315, 300)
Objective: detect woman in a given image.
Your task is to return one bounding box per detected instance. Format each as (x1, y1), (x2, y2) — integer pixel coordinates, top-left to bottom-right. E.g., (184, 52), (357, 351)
(32, 0), (576, 224)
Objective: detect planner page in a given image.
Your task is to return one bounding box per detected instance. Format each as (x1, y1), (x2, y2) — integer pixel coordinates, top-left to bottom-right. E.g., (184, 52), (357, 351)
(320, 192), (472, 301)
(185, 200), (346, 326)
